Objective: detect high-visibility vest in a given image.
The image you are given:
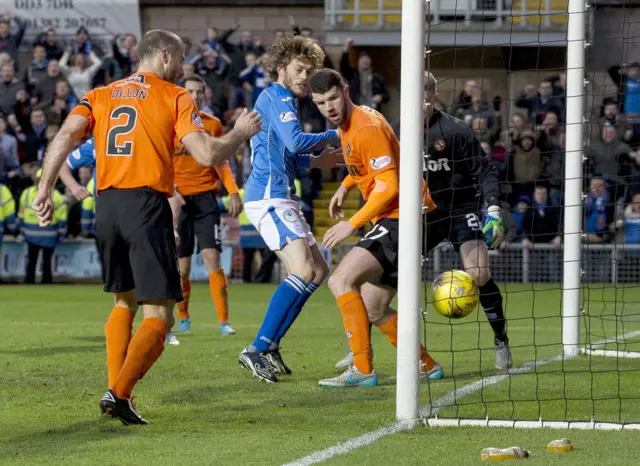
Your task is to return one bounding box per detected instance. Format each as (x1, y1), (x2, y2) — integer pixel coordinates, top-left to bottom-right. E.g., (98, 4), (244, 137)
(81, 177), (96, 235)
(19, 186), (68, 248)
(0, 184), (17, 244)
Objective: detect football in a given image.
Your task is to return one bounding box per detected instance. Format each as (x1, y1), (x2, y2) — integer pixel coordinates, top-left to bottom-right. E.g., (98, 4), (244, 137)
(432, 270), (479, 318)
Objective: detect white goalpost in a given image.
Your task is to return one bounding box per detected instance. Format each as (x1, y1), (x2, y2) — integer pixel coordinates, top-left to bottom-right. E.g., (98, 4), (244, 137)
(396, 0), (640, 429)
(395, 0), (426, 423)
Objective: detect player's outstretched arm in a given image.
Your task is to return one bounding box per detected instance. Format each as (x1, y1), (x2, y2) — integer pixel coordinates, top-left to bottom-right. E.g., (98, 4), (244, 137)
(182, 109), (261, 166)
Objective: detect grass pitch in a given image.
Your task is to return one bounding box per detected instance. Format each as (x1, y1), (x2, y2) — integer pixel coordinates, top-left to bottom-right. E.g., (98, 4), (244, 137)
(1, 283), (640, 465)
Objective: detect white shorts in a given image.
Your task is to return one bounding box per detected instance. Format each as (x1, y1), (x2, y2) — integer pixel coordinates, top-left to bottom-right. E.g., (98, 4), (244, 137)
(244, 199), (316, 251)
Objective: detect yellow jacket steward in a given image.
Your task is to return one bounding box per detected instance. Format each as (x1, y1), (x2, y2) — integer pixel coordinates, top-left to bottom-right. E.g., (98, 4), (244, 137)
(19, 186), (68, 248)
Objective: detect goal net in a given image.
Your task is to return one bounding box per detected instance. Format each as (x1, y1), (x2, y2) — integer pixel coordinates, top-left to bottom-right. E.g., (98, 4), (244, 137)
(409, 0), (640, 429)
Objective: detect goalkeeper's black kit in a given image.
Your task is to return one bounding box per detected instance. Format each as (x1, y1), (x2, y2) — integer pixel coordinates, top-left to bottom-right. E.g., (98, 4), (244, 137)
(420, 110), (502, 252)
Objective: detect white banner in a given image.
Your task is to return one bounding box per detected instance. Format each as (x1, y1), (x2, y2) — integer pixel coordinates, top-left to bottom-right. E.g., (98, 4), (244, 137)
(4, 0), (142, 52)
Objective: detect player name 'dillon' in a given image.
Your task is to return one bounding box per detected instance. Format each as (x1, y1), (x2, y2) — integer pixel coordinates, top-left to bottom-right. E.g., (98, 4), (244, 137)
(111, 88), (148, 100)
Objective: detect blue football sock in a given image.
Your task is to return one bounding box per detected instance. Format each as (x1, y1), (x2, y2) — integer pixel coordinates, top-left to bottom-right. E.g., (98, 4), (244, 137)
(272, 281), (319, 346)
(250, 275), (307, 353)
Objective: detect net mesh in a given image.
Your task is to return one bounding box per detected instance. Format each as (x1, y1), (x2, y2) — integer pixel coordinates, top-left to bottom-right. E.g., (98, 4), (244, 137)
(420, 0), (640, 426)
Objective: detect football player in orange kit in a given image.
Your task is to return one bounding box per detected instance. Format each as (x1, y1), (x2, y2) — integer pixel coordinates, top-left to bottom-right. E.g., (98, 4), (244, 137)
(172, 75), (243, 337)
(309, 69), (443, 387)
(32, 29), (261, 423)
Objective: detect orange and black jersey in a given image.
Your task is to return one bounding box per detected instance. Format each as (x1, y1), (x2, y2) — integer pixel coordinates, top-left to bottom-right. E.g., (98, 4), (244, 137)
(173, 112), (239, 197)
(339, 106), (435, 229)
(69, 72), (205, 197)
(421, 110), (501, 212)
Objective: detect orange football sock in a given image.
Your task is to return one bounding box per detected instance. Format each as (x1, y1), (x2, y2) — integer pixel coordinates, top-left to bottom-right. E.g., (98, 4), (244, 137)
(209, 269), (229, 324)
(105, 306), (135, 389)
(177, 278), (191, 320)
(337, 291), (373, 374)
(377, 311), (436, 371)
(112, 317), (168, 399)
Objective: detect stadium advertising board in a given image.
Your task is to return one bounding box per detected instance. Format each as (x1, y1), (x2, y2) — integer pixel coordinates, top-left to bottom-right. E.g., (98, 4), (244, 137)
(5, 0), (142, 52)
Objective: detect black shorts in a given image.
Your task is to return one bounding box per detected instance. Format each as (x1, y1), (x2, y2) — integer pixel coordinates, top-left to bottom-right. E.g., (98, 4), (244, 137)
(355, 218), (399, 289)
(95, 188), (182, 303)
(177, 191), (222, 258)
(424, 204), (485, 253)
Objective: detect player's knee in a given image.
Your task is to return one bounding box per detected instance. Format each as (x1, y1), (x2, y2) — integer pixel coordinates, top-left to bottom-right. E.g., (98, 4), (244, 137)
(312, 258), (330, 285)
(200, 248), (221, 272)
(467, 266), (491, 287)
(327, 269), (354, 297)
(290, 261), (315, 284)
(367, 306), (388, 326)
(113, 290), (138, 311)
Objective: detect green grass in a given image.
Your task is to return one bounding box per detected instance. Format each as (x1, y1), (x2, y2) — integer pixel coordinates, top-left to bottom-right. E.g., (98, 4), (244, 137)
(1, 283), (640, 465)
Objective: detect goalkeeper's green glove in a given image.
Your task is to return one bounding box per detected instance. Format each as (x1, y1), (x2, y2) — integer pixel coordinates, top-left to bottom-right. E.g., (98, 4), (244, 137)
(482, 205), (505, 250)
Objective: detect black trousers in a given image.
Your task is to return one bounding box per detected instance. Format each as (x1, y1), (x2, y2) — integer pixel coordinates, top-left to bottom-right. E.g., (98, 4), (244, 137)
(25, 243), (54, 284)
(242, 248), (278, 283)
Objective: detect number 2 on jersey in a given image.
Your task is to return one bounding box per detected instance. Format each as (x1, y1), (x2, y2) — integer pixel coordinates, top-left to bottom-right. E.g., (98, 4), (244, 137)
(107, 106), (137, 156)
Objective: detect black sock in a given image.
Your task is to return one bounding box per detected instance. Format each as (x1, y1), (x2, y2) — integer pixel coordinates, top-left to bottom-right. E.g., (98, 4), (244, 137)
(479, 279), (508, 345)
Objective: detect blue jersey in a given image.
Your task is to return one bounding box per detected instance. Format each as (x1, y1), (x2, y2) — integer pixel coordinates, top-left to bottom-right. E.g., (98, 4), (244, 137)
(244, 83), (339, 202)
(66, 138), (96, 195)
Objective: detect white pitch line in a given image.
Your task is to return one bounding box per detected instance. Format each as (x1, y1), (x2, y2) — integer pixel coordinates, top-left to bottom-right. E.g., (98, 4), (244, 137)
(283, 330), (640, 466)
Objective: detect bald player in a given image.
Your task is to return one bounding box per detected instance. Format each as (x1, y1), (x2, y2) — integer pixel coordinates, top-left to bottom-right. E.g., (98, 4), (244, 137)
(32, 29), (261, 424)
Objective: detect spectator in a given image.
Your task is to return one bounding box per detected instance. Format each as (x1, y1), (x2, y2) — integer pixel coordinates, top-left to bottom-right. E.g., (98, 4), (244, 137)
(111, 33), (137, 78)
(33, 26), (63, 60)
(16, 107), (47, 163)
(0, 62), (24, 116)
(219, 24), (264, 109)
(516, 80), (564, 124)
(509, 129), (543, 202)
(239, 52), (269, 110)
(72, 26), (102, 57)
(536, 111), (563, 153)
(0, 12), (25, 68)
(273, 29), (286, 42)
(521, 185), (562, 248)
(202, 27), (222, 54)
(183, 37), (199, 63)
(0, 116), (18, 184)
(508, 112), (528, 142)
(584, 176), (615, 244)
(34, 60), (63, 104)
(618, 191), (640, 247)
(607, 63), (640, 115)
(453, 80), (477, 117)
(23, 44), (49, 95)
(59, 47), (103, 99)
(196, 50), (231, 119)
(340, 39), (390, 114)
(586, 123), (635, 201)
(593, 98), (634, 144)
(18, 167), (67, 284)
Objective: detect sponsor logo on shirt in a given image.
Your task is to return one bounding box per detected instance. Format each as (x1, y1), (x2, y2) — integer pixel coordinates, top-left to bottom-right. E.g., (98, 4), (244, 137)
(370, 155), (392, 170)
(280, 111), (298, 123)
(192, 112), (204, 128)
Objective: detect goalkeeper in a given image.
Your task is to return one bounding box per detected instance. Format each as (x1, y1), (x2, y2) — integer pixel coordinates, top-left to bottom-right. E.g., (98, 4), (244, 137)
(421, 72), (511, 370)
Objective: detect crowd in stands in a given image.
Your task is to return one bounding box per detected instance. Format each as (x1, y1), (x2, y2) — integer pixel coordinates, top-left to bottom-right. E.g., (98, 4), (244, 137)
(1, 10), (640, 283)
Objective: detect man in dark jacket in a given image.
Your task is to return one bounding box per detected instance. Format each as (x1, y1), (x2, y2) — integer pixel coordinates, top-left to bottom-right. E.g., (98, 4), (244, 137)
(0, 12), (25, 68)
(339, 39), (390, 115)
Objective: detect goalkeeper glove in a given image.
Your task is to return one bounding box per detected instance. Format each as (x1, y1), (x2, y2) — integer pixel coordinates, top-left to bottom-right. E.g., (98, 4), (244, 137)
(482, 205), (505, 250)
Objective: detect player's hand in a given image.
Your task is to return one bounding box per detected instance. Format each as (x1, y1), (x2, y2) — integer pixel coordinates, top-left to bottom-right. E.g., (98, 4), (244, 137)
(32, 188), (54, 227)
(329, 185), (349, 219)
(70, 183), (90, 200)
(481, 205), (504, 250)
(323, 221), (354, 249)
(234, 108), (261, 139)
(311, 147), (344, 169)
(228, 193), (243, 218)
